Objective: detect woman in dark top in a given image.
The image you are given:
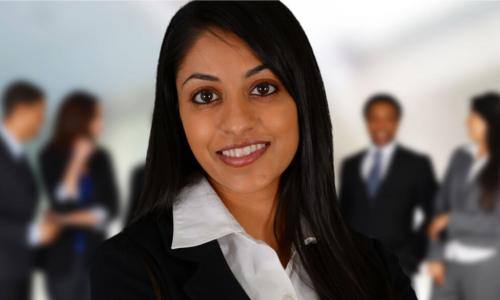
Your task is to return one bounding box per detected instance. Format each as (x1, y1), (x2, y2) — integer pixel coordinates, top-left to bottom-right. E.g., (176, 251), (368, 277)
(39, 91), (119, 300)
(91, 2), (415, 299)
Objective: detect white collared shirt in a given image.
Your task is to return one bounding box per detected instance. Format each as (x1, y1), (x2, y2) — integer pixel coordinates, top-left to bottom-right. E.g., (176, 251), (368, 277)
(171, 175), (319, 300)
(360, 140), (397, 181)
(0, 123), (24, 159)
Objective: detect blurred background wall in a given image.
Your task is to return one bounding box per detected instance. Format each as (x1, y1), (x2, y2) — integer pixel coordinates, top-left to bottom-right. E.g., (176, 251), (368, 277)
(2, 1), (500, 299)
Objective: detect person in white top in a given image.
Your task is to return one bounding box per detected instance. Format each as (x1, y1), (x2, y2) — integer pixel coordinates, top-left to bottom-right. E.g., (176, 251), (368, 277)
(90, 2), (416, 300)
(427, 92), (500, 300)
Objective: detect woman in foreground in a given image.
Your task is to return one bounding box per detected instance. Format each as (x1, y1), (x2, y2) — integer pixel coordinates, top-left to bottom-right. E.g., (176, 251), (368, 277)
(90, 1), (416, 299)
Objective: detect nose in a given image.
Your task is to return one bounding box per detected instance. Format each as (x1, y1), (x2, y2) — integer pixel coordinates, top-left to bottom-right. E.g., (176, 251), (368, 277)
(218, 94), (257, 136)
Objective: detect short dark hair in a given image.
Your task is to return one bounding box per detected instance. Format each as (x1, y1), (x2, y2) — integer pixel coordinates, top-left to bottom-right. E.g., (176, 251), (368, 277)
(2, 80), (45, 117)
(363, 93), (402, 120)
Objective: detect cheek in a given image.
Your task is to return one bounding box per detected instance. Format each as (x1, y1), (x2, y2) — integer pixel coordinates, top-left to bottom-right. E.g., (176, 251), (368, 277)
(179, 108), (216, 162)
(469, 119), (486, 139)
(263, 101), (299, 160)
(476, 123), (487, 138)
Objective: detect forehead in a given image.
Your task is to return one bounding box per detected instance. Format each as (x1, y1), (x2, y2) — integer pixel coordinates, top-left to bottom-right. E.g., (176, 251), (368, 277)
(21, 98), (45, 108)
(177, 28), (263, 81)
(370, 101), (397, 113)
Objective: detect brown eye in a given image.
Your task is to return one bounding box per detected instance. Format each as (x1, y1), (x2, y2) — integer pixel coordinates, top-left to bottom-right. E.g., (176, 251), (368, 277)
(250, 82), (277, 96)
(192, 89), (220, 104)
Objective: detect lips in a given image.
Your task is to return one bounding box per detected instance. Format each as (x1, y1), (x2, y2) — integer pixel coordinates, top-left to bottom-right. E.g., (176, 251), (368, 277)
(216, 141), (271, 167)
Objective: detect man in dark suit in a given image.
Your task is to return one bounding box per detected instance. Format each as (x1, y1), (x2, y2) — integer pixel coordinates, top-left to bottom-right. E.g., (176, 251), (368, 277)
(339, 93), (437, 276)
(0, 81), (59, 300)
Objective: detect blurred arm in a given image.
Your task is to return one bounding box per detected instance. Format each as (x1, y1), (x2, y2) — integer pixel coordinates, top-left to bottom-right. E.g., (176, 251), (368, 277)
(412, 156), (438, 260)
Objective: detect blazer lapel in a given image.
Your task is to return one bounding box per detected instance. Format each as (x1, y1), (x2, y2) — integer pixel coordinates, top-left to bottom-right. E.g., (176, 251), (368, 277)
(372, 146), (401, 201)
(355, 151), (371, 200)
(156, 215), (250, 300)
(458, 154), (476, 197)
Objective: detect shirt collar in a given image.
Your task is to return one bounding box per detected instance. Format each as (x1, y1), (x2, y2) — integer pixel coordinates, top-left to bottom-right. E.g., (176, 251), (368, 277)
(465, 143), (489, 162)
(368, 139), (397, 157)
(0, 123), (24, 159)
(171, 175), (245, 249)
(171, 174), (316, 249)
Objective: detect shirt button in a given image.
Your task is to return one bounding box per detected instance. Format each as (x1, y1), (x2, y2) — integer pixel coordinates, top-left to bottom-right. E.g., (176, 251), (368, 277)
(282, 294), (295, 300)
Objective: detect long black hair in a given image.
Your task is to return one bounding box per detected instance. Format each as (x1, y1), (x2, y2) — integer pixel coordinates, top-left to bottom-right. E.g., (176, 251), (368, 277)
(471, 92), (500, 209)
(133, 1), (393, 299)
(50, 91), (98, 149)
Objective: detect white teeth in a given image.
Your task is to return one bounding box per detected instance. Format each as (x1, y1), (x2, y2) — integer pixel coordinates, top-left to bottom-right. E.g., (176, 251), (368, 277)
(221, 143), (267, 158)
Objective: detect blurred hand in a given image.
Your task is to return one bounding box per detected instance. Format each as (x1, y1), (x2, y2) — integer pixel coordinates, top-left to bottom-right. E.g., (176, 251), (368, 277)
(55, 210), (99, 227)
(427, 261), (446, 286)
(72, 137), (95, 165)
(39, 211), (61, 245)
(428, 213), (449, 241)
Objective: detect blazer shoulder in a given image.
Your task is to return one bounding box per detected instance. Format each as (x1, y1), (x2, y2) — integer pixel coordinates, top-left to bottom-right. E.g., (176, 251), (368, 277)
(91, 212), (176, 299)
(90, 219), (161, 299)
(92, 146), (113, 163)
(396, 145), (434, 170)
(39, 143), (60, 161)
(397, 145), (429, 161)
(342, 149), (366, 167)
(451, 145), (472, 161)
(352, 232), (417, 299)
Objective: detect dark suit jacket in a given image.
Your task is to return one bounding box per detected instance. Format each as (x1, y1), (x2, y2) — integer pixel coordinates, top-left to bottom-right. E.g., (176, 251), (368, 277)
(339, 145), (437, 274)
(0, 136), (38, 280)
(90, 210), (416, 300)
(39, 145), (119, 276)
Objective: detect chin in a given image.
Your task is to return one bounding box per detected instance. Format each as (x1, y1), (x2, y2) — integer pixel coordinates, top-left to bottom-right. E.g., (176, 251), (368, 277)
(211, 169), (277, 194)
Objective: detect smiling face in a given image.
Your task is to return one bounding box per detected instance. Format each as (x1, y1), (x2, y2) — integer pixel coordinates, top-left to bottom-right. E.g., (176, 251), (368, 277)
(366, 101), (400, 146)
(176, 27), (299, 194)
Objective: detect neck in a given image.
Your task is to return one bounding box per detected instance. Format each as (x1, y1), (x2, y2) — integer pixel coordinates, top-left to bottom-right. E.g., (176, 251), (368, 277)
(2, 118), (25, 143)
(374, 139), (394, 149)
(209, 177), (284, 257)
(478, 141), (488, 158)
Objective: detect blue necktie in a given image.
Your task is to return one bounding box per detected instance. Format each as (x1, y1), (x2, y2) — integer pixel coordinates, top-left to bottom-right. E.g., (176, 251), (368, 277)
(367, 149), (382, 198)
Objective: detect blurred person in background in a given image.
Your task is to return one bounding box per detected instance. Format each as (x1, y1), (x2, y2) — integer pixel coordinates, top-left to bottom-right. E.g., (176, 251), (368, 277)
(38, 91), (119, 300)
(0, 81), (60, 300)
(339, 93), (437, 277)
(427, 92), (500, 300)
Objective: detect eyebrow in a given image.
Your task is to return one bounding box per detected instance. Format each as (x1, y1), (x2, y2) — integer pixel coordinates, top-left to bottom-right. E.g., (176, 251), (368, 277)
(181, 64), (268, 87)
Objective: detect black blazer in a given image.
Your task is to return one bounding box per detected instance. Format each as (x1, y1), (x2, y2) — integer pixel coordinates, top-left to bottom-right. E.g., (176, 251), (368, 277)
(0, 136), (39, 280)
(39, 145), (119, 276)
(90, 209), (417, 300)
(339, 145), (437, 274)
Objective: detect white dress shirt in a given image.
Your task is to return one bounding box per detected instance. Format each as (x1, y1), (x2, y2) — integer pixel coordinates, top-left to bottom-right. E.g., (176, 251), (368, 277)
(360, 140), (398, 181)
(171, 175), (319, 300)
(444, 143), (497, 264)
